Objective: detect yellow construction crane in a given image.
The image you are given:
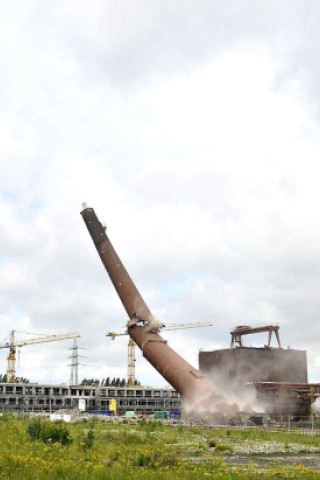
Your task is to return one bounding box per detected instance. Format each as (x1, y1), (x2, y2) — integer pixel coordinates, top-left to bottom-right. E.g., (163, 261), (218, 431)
(106, 321), (213, 387)
(0, 330), (81, 383)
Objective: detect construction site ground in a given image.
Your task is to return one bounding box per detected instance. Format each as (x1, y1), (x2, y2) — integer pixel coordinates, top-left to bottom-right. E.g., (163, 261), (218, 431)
(24, 409), (320, 474)
(3, 411), (320, 478)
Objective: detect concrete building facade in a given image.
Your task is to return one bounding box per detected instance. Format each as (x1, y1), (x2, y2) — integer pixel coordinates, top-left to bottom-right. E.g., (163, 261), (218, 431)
(0, 383), (181, 416)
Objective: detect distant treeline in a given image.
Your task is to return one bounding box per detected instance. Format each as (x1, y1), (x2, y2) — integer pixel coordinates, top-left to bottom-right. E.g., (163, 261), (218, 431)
(0, 374), (140, 386)
(0, 374), (30, 383)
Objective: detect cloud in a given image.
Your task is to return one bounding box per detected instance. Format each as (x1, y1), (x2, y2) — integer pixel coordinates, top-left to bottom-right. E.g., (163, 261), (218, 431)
(1, 1), (320, 388)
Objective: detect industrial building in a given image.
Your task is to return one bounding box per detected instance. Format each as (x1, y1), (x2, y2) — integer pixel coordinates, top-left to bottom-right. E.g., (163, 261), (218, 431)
(199, 324), (319, 419)
(199, 347), (313, 418)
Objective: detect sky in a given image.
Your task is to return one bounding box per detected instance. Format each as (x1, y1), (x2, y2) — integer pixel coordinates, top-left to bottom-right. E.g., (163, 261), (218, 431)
(1, 0), (320, 388)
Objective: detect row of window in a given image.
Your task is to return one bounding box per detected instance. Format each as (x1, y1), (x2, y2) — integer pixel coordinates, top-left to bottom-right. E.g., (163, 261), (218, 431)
(0, 397), (179, 405)
(101, 389), (179, 398)
(0, 397), (181, 410)
(0, 386), (179, 398)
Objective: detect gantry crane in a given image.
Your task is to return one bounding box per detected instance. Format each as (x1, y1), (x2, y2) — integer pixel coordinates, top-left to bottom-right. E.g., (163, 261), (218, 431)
(230, 323), (281, 348)
(106, 321), (213, 387)
(0, 330), (81, 383)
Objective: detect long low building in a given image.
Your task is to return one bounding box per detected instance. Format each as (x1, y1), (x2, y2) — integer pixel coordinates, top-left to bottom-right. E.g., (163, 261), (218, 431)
(0, 383), (182, 416)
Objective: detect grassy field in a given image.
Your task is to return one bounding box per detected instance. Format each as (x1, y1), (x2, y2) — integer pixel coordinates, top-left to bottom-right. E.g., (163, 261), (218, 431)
(1, 414), (320, 479)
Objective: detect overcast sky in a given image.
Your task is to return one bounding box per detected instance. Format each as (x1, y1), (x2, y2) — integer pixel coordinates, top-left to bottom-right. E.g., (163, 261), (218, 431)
(1, 0), (320, 388)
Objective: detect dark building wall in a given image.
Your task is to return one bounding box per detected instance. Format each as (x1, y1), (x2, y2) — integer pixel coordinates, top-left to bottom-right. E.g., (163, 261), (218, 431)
(199, 347), (308, 385)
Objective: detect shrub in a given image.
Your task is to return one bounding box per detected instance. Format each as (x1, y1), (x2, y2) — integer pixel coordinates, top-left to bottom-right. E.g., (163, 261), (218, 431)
(41, 423), (72, 446)
(27, 419), (42, 440)
(27, 419), (72, 446)
(83, 429), (94, 450)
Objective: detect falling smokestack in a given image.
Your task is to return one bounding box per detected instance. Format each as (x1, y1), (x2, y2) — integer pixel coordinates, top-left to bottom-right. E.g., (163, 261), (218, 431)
(80, 205), (225, 408)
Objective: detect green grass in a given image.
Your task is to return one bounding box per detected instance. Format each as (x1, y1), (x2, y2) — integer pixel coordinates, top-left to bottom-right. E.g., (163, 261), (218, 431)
(0, 414), (320, 479)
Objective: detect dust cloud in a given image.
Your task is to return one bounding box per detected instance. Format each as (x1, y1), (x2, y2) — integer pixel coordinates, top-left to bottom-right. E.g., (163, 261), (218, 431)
(181, 366), (267, 424)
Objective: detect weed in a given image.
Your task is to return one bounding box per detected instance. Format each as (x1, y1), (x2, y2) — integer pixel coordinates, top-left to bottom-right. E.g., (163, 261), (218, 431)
(215, 443), (233, 453)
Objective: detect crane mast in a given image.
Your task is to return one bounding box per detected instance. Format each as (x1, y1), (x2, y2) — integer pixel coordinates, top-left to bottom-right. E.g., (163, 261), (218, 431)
(1, 330), (80, 383)
(127, 338), (136, 387)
